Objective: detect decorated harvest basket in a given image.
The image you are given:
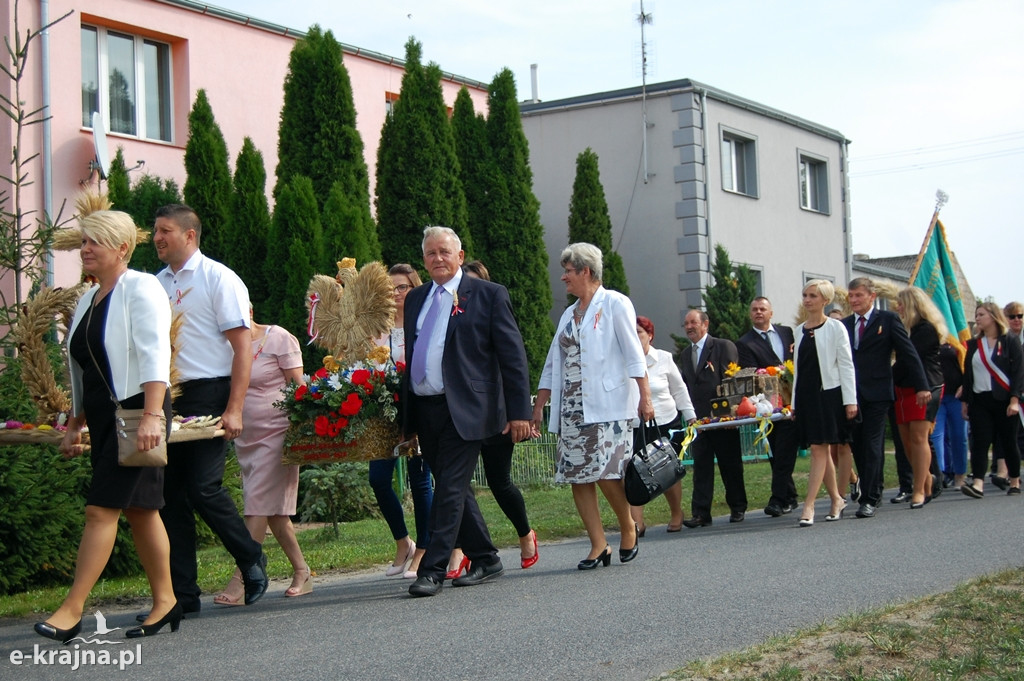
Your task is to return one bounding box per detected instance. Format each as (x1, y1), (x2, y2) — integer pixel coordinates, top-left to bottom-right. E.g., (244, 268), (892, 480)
(281, 417), (407, 465)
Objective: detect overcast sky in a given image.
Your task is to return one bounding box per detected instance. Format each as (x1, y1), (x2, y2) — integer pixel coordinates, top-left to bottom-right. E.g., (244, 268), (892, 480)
(213, 0), (1024, 306)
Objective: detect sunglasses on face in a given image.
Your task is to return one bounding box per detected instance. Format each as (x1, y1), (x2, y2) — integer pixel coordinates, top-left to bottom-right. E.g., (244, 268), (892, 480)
(1009, 314), (1023, 320)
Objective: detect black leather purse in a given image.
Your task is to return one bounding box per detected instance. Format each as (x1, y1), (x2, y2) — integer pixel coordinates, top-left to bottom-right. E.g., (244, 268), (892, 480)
(624, 420), (686, 506)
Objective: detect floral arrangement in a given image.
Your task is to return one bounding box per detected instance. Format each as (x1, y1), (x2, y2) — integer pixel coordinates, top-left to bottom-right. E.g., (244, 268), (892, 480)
(724, 361), (741, 378)
(276, 345), (401, 445)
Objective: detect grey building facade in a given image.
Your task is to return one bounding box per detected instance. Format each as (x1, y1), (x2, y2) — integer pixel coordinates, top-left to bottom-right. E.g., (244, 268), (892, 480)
(521, 79), (851, 338)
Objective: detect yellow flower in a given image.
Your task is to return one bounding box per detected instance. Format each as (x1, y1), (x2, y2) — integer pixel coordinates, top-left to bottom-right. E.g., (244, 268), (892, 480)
(724, 361), (741, 377)
(367, 345), (391, 365)
(323, 355), (341, 373)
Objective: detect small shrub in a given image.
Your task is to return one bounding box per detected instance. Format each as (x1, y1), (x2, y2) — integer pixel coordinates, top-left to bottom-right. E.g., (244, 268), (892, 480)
(298, 462), (377, 535)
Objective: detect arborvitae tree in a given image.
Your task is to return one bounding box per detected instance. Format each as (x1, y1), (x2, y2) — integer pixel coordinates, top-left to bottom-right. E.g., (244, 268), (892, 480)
(452, 87), (495, 259)
(703, 243), (757, 341)
(322, 181), (381, 268)
(230, 137), (272, 317)
(483, 68), (554, 386)
(183, 89), (233, 262)
(124, 175), (182, 274)
(376, 37), (471, 269)
(566, 148), (629, 298)
(265, 176), (325, 357)
(106, 147), (130, 208)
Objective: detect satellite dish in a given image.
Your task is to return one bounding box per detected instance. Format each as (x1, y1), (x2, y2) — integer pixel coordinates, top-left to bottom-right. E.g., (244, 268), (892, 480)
(90, 111), (111, 179)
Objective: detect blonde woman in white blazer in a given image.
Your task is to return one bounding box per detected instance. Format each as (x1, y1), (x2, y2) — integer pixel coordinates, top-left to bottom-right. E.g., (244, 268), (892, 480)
(35, 210), (180, 644)
(532, 243), (654, 570)
(792, 279), (858, 527)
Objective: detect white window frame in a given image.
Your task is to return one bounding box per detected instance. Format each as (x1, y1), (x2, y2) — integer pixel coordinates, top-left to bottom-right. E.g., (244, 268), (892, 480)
(720, 126), (759, 198)
(798, 150), (830, 214)
(82, 24), (174, 143)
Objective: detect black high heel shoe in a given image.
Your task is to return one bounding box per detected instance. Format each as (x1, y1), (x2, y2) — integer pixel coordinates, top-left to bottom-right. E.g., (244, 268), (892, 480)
(619, 530), (640, 563)
(34, 619), (82, 644)
(125, 603), (182, 638)
(577, 546), (612, 570)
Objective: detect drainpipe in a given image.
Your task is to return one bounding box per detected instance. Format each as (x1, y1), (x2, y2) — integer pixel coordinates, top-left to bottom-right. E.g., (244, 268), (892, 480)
(40, 0), (54, 286)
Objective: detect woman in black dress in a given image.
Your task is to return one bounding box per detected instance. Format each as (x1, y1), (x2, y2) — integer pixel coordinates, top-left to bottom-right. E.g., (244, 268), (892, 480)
(35, 209), (179, 643)
(793, 280), (858, 526)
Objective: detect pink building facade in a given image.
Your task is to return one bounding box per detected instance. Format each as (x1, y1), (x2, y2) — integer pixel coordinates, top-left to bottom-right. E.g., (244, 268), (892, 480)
(2, 0), (488, 291)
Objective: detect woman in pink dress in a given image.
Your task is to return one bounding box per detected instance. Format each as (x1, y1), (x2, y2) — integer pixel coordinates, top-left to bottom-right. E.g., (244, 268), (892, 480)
(214, 311), (312, 603)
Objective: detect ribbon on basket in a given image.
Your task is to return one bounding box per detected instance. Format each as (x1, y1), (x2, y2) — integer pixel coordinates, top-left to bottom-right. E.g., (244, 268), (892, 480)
(306, 292), (321, 344)
(751, 416), (774, 448)
(671, 423), (698, 454)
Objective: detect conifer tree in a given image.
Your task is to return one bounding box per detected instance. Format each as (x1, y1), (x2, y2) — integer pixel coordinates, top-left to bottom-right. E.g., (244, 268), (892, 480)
(230, 137), (272, 316)
(265, 176), (325, 355)
(566, 148), (629, 298)
(183, 89), (233, 262)
(452, 88), (495, 259)
(376, 38), (471, 269)
(106, 147), (130, 209)
(124, 175), (181, 274)
(703, 243), (757, 341)
(483, 68), (554, 385)
(321, 181), (381, 268)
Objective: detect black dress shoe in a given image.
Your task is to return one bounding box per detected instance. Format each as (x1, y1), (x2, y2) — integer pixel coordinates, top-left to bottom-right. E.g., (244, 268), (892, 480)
(578, 546), (612, 570)
(409, 575), (442, 597)
(990, 475), (1010, 491)
(764, 504), (783, 517)
(34, 619), (82, 644)
(960, 483), (984, 499)
(452, 559), (504, 587)
(730, 511), (745, 523)
(137, 599), (199, 623)
(619, 536), (639, 563)
(682, 515), (712, 528)
(890, 491), (911, 504)
(855, 502), (876, 518)
(126, 602), (182, 638)
(241, 553), (269, 605)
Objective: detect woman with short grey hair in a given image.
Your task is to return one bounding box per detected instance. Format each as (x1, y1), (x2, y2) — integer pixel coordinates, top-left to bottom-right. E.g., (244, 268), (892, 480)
(532, 242), (654, 570)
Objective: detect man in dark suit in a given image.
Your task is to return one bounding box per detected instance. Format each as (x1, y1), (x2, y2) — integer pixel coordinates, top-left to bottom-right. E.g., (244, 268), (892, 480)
(736, 297), (799, 517)
(844, 277), (930, 518)
(680, 309), (747, 527)
(403, 226), (532, 597)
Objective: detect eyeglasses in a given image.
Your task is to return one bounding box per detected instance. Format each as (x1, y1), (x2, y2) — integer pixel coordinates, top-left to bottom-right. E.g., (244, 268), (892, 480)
(563, 267), (579, 275)
(393, 284), (412, 294)
(1009, 314), (1023, 320)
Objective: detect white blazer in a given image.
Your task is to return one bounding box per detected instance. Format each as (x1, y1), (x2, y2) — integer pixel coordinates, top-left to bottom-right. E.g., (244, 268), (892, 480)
(67, 270), (172, 416)
(792, 317), (857, 407)
(539, 286), (646, 433)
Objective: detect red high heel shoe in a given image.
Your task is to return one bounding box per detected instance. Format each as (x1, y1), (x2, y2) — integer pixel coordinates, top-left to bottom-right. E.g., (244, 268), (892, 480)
(521, 529), (539, 569)
(445, 556), (470, 580)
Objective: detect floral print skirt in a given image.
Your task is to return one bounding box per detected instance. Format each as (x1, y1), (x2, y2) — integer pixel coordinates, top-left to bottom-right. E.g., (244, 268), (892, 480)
(554, 324), (631, 484)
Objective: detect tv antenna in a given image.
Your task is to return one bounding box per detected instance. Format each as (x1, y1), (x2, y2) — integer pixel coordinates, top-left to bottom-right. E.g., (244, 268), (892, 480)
(635, 2), (654, 183)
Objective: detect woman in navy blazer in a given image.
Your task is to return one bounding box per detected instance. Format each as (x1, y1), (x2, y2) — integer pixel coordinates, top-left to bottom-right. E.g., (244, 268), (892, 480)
(960, 302), (1024, 497)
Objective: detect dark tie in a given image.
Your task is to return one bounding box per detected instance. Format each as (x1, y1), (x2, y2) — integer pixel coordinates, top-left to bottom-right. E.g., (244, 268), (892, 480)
(692, 345), (700, 371)
(760, 331), (769, 342)
(857, 316), (866, 349)
(411, 286), (445, 385)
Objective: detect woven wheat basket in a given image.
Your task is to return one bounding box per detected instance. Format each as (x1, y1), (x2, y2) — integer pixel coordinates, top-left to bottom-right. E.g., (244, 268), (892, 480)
(281, 418), (408, 465)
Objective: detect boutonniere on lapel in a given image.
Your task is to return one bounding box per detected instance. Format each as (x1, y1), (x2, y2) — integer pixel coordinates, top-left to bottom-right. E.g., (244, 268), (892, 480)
(705, 360), (715, 373)
(592, 306), (602, 329)
(996, 339), (1002, 357)
(876, 325), (882, 335)
(451, 291), (465, 317)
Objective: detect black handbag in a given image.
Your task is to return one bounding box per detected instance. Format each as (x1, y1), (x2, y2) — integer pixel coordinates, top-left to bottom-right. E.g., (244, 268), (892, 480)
(624, 420), (686, 506)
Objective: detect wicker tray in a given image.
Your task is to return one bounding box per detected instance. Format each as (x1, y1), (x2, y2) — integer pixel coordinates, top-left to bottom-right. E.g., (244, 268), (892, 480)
(282, 418), (409, 465)
(0, 419), (225, 448)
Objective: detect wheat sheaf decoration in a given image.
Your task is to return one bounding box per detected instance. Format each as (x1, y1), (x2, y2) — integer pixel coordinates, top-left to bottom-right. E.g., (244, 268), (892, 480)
(305, 258), (396, 363)
(13, 284), (91, 421)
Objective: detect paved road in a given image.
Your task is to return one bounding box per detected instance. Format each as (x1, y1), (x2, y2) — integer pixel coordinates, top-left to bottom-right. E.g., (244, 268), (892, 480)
(1, 483), (1020, 681)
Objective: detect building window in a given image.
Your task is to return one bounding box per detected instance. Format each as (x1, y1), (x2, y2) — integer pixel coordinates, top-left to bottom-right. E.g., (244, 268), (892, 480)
(721, 129), (758, 197)
(81, 25), (172, 142)
(799, 152), (829, 213)
(385, 91), (400, 118)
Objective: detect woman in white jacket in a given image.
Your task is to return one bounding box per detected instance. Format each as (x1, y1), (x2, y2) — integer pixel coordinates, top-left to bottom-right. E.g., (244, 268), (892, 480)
(35, 209), (178, 643)
(531, 243), (654, 570)
(793, 279), (858, 527)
